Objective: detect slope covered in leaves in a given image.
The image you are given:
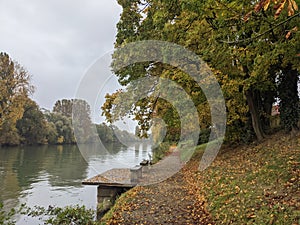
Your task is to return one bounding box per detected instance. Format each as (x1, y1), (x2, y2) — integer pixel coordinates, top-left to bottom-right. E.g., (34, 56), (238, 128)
(198, 132), (300, 224)
(101, 132), (299, 224)
(101, 163), (213, 225)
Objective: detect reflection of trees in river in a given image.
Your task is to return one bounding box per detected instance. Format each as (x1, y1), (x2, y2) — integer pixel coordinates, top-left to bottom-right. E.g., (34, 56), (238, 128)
(14, 146), (46, 188)
(104, 142), (126, 155)
(135, 143), (139, 159)
(77, 142), (130, 163)
(0, 145), (90, 210)
(0, 147), (22, 210)
(42, 145), (88, 187)
(0, 143), (152, 212)
(12, 145), (89, 188)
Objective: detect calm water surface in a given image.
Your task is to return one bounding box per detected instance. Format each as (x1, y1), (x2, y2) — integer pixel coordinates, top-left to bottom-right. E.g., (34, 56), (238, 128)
(0, 142), (151, 224)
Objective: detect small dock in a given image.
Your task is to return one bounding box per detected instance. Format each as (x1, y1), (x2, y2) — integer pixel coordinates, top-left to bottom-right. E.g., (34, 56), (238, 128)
(82, 166), (145, 218)
(82, 168), (135, 187)
(82, 149), (183, 218)
(83, 149), (183, 186)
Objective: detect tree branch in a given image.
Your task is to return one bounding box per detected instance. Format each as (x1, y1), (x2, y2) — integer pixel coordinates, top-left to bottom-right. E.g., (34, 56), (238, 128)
(218, 12), (300, 44)
(138, 2), (150, 13)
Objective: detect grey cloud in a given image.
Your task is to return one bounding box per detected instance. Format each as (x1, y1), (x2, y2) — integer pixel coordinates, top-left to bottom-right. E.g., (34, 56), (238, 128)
(0, 0), (122, 112)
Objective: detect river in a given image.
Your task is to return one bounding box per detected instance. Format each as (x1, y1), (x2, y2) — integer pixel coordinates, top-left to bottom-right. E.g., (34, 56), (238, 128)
(0, 142), (151, 224)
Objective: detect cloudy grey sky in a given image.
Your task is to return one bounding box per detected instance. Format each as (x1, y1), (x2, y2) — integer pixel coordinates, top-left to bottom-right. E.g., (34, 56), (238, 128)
(0, 0), (122, 115)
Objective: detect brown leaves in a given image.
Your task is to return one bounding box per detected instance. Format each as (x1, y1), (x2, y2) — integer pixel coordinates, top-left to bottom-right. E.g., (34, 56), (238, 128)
(196, 132), (300, 224)
(274, 0), (299, 18)
(287, 0), (298, 16)
(274, 0), (287, 18)
(101, 132), (300, 224)
(253, 0), (298, 19)
(285, 26), (298, 39)
(254, 0), (271, 12)
(103, 167), (214, 225)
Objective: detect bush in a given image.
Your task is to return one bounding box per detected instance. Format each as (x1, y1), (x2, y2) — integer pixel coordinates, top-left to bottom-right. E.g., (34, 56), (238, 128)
(0, 203), (26, 225)
(27, 205), (97, 225)
(0, 203), (98, 225)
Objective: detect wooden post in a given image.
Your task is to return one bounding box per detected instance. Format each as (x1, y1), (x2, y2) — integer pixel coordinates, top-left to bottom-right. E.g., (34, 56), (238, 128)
(130, 165), (142, 183)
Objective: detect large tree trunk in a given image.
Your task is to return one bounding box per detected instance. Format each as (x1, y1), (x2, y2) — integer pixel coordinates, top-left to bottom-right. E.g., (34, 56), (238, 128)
(261, 90), (276, 132)
(246, 89), (265, 141)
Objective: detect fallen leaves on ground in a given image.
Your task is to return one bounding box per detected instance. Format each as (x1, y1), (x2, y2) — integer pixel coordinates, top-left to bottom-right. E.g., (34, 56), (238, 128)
(101, 131), (300, 224)
(102, 162), (213, 225)
(197, 132), (300, 224)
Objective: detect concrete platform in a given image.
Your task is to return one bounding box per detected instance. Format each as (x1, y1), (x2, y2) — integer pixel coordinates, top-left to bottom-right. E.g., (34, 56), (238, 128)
(82, 168), (134, 187)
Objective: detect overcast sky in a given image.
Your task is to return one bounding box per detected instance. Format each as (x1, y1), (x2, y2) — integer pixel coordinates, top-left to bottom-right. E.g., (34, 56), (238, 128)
(0, 0), (122, 115)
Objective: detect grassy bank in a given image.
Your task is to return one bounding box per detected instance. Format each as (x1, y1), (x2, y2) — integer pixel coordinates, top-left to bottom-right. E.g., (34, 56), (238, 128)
(197, 132), (299, 224)
(100, 132), (299, 224)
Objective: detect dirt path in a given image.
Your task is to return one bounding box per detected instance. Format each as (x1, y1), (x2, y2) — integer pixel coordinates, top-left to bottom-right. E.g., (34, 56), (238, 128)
(103, 160), (214, 225)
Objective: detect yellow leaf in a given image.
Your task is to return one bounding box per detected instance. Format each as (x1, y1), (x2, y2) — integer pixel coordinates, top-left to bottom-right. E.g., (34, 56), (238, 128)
(264, 0), (271, 10)
(288, 0), (294, 16)
(285, 26), (298, 39)
(275, 0), (287, 19)
(291, 0), (298, 10)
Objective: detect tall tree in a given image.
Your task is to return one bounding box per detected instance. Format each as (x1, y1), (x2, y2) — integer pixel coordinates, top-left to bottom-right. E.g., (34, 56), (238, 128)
(45, 112), (75, 144)
(71, 99), (94, 143)
(16, 98), (48, 145)
(103, 0), (300, 143)
(0, 52), (33, 145)
(179, 0), (299, 140)
(51, 99), (94, 144)
(53, 99), (73, 118)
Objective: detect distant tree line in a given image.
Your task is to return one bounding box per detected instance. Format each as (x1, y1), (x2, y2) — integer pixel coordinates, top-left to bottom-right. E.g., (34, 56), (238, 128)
(0, 53), (136, 146)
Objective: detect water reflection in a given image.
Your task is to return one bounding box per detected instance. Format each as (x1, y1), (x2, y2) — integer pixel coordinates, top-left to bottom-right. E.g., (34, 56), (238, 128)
(0, 142), (152, 224)
(0, 145), (90, 211)
(0, 147), (22, 210)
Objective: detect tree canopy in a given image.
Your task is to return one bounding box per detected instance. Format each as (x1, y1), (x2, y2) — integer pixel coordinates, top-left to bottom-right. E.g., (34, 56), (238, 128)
(102, 0), (300, 143)
(0, 53), (139, 146)
(16, 98), (48, 145)
(0, 53), (33, 145)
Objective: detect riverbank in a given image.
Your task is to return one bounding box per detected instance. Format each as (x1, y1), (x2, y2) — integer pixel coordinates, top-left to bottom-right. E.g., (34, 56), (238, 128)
(100, 132), (300, 224)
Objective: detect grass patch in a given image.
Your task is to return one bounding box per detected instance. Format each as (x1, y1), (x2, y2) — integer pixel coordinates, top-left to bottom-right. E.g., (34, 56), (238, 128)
(178, 138), (224, 164)
(196, 132), (300, 224)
